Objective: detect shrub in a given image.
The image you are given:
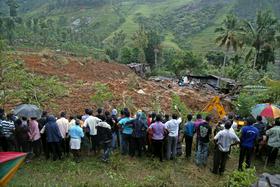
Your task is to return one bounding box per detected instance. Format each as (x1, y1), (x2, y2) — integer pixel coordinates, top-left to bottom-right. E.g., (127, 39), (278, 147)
(233, 92), (258, 118)
(171, 93), (190, 122)
(226, 164), (257, 187)
(91, 82), (114, 107)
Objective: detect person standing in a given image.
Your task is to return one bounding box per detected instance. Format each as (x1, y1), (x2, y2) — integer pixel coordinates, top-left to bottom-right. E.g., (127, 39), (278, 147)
(196, 116), (212, 167)
(38, 111), (48, 156)
(28, 117), (41, 157)
(238, 117), (259, 170)
(212, 121), (240, 175)
(56, 112), (70, 156)
(0, 110), (16, 151)
(165, 114), (182, 160)
(96, 121), (112, 162)
(84, 109), (102, 154)
(69, 119), (84, 163)
(15, 118), (30, 152)
(130, 112), (148, 157)
(194, 114), (205, 152)
(45, 115), (62, 161)
(148, 114), (165, 162)
(111, 109), (119, 150)
(118, 109), (133, 155)
(265, 118), (280, 166)
(253, 115), (266, 158)
(96, 108), (105, 121)
(184, 114), (195, 158)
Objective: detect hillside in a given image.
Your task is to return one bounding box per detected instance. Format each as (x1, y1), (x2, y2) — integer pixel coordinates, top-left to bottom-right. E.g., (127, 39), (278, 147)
(11, 50), (221, 115)
(1, 0), (280, 53)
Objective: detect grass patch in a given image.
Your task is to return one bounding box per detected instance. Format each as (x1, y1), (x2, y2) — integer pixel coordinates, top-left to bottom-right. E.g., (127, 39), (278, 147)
(10, 148), (280, 186)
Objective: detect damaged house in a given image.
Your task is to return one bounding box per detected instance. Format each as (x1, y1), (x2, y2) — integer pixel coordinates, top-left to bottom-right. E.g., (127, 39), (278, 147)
(185, 75), (238, 93)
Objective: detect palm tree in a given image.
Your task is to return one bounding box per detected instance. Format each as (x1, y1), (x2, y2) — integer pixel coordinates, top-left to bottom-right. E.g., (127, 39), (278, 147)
(215, 15), (243, 75)
(242, 11), (278, 69)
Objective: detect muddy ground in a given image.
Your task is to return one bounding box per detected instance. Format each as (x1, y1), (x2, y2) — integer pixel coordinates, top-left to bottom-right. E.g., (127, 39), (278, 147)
(15, 50), (230, 116)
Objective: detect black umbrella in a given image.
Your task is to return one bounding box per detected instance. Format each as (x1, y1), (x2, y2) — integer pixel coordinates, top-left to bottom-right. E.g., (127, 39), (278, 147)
(13, 104), (42, 119)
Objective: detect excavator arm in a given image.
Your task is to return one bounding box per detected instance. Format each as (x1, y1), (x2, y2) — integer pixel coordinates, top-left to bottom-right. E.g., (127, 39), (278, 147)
(202, 96), (226, 119)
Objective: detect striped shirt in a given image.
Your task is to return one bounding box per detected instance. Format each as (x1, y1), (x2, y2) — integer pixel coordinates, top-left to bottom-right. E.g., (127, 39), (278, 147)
(0, 120), (15, 138)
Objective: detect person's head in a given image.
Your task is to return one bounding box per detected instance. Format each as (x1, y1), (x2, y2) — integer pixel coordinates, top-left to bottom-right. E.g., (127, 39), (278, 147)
(42, 111), (48, 117)
(256, 115), (262, 122)
(120, 110), (125, 117)
(6, 113), (14, 121)
(196, 114), (202, 120)
(75, 119), (80, 126)
(30, 117), (37, 120)
(112, 109), (117, 116)
(156, 114), (162, 122)
(60, 112), (66, 118)
(21, 116), (27, 121)
(205, 115), (211, 122)
(104, 111), (110, 117)
(222, 116), (228, 123)
(151, 112), (156, 119)
(97, 108), (103, 115)
(77, 115), (82, 120)
(164, 114), (169, 120)
(85, 108), (90, 115)
(124, 109), (130, 118)
(0, 108), (4, 119)
(88, 109), (93, 116)
(275, 118), (280, 126)
(172, 113), (178, 120)
(246, 116), (255, 126)
(228, 113), (235, 120)
(69, 115), (75, 120)
(225, 120), (232, 130)
(187, 114), (193, 121)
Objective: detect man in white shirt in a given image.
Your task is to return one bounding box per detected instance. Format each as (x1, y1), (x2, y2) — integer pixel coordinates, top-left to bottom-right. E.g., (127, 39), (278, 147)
(56, 112), (70, 156)
(165, 114), (182, 160)
(212, 121), (240, 175)
(83, 109), (102, 154)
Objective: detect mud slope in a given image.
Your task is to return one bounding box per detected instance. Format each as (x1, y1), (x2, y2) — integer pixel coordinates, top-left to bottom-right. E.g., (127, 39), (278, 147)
(17, 52), (223, 115)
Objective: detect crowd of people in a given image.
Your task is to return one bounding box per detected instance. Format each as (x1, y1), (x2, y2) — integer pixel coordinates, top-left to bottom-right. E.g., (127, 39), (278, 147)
(0, 107), (279, 175)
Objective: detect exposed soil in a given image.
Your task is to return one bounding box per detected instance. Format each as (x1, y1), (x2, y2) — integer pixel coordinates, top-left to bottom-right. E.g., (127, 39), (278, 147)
(15, 51), (230, 116)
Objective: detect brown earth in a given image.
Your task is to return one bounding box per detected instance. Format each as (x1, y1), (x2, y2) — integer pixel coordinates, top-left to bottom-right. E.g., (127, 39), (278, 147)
(15, 51), (230, 117)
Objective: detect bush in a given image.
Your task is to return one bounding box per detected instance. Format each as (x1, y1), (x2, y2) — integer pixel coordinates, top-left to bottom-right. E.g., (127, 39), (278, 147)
(171, 93), (190, 122)
(233, 92), (258, 118)
(91, 82), (114, 107)
(227, 164), (257, 187)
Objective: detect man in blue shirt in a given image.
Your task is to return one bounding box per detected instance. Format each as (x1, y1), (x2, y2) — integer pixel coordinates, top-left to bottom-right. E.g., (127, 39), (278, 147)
(238, 117), (259, 170)
(184, 114), (195, 158)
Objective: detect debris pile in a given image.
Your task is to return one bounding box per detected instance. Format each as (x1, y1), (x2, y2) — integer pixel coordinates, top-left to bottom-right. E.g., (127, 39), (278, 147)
(15, 52), (231, 115)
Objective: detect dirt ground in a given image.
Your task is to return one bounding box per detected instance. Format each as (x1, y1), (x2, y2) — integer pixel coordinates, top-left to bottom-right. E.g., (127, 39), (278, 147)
(16, 51), (231, 116)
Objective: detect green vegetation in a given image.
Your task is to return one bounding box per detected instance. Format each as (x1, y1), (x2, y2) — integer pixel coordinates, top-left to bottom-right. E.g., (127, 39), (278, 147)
(91, 82), (114, 108)
(171, 93), (190, 122)
(9, 151), (280, 186)
(227, 164), (257, 187)
(0, 41), (66, 108)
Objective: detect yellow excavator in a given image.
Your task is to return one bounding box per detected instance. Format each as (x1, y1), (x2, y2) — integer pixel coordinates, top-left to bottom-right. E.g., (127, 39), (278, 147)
(202, 96), (245, 126)
(202, 96), (227, 119)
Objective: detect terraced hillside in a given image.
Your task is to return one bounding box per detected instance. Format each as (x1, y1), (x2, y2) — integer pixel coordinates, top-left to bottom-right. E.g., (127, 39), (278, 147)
(1, 0), (280, 53)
